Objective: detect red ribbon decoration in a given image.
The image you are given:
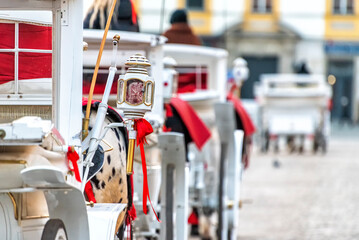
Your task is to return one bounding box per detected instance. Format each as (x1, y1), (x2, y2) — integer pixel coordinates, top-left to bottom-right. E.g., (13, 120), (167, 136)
(85, 181), (97, 203)
(169, 97), (211, 150)
(134, 118), (161, 222)
(67, 146), (82, 182)
(227, 92), (256, 136)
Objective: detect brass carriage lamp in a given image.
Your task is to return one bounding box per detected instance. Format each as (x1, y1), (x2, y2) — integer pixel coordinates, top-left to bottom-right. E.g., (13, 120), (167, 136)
(117, 54), (155, 174)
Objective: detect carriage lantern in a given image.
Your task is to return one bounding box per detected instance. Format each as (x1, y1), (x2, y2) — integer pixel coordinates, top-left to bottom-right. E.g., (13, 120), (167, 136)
(232, 57), (249, 86)
(117, 54), (155, 174)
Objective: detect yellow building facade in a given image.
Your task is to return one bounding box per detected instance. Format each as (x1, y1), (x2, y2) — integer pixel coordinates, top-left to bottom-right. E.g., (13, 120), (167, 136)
(133, 0), (359, 122)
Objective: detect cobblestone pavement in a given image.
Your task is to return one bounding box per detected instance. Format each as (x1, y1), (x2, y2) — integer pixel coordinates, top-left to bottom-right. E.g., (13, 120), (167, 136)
(237, 127), (359, 240)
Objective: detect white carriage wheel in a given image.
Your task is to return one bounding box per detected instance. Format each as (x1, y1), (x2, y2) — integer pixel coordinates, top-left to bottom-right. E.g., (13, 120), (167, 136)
(41, 219), (68, 240)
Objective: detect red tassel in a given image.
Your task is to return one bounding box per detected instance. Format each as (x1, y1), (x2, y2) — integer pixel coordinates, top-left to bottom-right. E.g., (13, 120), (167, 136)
(134, 119), (153, 146)
(134, 119), (161, 222)
(67, 147), (81, 182)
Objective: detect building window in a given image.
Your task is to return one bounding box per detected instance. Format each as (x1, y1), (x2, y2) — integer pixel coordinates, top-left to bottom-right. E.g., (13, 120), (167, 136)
(186, 0), (204, 11)
(333, 0), (354, 15)
(252, 0), (272, 13)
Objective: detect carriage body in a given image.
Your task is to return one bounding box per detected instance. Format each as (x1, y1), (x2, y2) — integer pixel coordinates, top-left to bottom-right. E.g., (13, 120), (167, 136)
(83, 29), (167, 238)
(163, 44), (228, 210)
(163, 44), (248, 239)
(255, 74), (332, 153)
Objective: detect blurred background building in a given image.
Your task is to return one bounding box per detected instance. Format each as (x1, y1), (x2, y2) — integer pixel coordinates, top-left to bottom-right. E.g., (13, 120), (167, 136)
(83, 0), (359, 123)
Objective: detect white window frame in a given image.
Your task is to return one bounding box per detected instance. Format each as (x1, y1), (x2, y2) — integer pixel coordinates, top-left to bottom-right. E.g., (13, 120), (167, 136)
(0, 21), (52, 105)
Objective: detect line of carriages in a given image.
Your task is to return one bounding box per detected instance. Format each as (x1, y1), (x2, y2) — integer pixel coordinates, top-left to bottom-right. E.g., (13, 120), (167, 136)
(0, 1), (254, 239)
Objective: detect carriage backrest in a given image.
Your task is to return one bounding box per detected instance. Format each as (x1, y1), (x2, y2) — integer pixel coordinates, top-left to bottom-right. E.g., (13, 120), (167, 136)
(0, 0), (84, 146)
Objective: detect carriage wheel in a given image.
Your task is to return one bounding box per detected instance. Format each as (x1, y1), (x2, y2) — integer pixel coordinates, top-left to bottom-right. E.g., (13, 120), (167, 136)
(41, 219), (68, 240)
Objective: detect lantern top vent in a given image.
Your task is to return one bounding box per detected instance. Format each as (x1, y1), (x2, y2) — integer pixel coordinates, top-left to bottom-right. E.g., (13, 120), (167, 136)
(125, 54), (151, 67)
(125, 54), (151, 75)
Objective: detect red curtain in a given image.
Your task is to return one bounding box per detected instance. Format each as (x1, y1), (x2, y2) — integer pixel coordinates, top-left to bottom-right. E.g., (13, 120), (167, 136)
(177, 72), (208, 93)
(0, 53), (14, 84)
(19, 52), (52, 80)
(19, 23), (52, 50)
(0, 23), (15, 49)
(0, 22), (52, 84)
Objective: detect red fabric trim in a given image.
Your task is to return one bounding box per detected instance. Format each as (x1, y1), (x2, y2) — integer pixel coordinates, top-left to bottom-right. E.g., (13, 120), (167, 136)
(19, 23), (52, 50)
(19, 52), (52, 80)
(82, 97), (118, 113)
(85, 181), (97, 203)
(82, 97), (96, 107)
(0, 52), (14, 84)
(165, 103), (173, 118)
(170, 97), (211, 150)
(227, 92), (256, 136)
(0, 23), (15, 49)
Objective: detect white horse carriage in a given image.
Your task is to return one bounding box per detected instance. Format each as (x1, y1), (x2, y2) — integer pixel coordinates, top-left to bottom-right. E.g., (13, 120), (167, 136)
(83, 29), (172, 239)
(255, 74), (332, 153)
(164, 44), (246, 240)
(83, 31), (193, 240)
(0, 1), (93, 239)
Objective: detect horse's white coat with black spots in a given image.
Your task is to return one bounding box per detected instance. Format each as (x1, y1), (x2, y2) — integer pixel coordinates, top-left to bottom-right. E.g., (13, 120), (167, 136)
(87, 108), (128, 214)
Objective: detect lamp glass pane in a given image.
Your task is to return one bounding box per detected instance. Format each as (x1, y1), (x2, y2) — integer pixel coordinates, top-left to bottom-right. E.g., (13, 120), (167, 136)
(126, 79), (144, 105)
(145, 82), (153, 105)
(118, 79), (124, 103)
